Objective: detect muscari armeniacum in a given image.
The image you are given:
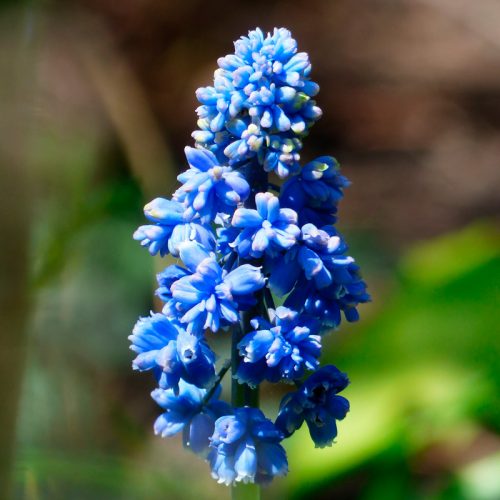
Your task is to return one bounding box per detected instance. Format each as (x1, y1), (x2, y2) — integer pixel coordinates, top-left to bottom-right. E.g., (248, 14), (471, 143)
(130, 27), (370, 487)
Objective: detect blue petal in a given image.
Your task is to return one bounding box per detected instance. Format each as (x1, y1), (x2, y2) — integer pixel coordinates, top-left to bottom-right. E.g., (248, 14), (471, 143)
(184, 146), (218, 171)
(213, 415), (246, 444)
(208, 448), (237, 485)
(232, 208), (263, 228)
(223, 171), (250, 199)
(305, 407), (338, 448)
(143, 197), (185, 224)
(238, 329), (275, 362)
(154, 412), (186, 438)
(178, 241), (212, 272)
(132, 350), (158, 371)
(156, 342), (181, 376)
(185, 412), (214, 455)
(224, 265), (265, 295)
(298, 247), (323, 279)
(176, 331), (216, 388)
(252, 228), (269, 254)
(180, 302), (206, 325)
(255, 192), (270, 219)
(219, 301), (239, 323)
(234, 440), (257, 483)
(171, 277), (204, 305)
(266, 195), (281, 223)
(273, 106), (291, 132)
(327, 395), (350, 420)
(256, 442), (288, 479)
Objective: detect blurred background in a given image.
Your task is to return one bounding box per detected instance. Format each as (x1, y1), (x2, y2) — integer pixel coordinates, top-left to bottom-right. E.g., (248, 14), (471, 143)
(1, 0), (499, 499)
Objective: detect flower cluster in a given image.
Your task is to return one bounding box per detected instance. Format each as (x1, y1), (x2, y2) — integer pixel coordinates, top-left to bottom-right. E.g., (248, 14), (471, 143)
(130, 27), (369, 487)
(236, 307), (321, 386)
(192, 28), (321, 177)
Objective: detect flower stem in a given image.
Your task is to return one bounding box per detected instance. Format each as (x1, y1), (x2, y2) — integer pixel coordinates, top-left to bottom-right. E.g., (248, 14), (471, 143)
(231, 162), (266, 499)
(231, 308), (261, 500)
(201, 359), (231, 407)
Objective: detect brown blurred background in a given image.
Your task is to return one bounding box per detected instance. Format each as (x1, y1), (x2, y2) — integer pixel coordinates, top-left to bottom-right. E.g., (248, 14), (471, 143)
(1, 1), (499, 499)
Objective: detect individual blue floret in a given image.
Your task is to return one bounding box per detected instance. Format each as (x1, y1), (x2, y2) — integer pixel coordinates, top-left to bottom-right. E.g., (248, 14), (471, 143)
(152, 380), (231, 455)
(280, 156), (350, 226)
(275, 365), (349, 448)
(229, 192), (300, 258)
(129, 313), (216, 393)
(268, 223), (354, 295)
(285, 271), (370, 329)
(164, 241), (265, 333)
(133, 197), (215, 257)
(174, 147), (250, 222)
(236, 306), (321, 386)
(208, 407), (288, 485)
(155, 265), (190, 303)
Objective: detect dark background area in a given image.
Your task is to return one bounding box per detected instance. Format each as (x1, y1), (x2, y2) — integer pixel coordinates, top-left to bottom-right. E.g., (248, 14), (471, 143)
(0, 1), (499, 499)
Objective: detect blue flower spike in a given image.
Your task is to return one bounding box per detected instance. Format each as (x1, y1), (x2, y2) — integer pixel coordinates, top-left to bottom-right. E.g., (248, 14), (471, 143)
(130, 27), (369, 489)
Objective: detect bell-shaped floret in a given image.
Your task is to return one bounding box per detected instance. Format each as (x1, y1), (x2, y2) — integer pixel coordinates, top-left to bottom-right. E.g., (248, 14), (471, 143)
(129, 313), (216, 393)
(133, 197), (215, 257)
(236, 307), (321, 386)
(166, 242), (265, 332)
(208, 407), (288, 485)
(230, 192), (300, 258)
(275, 365), (349, 447)
(281, 156), (350, 226)
(268, 223), (354, 296)
(152, 380), (231, 456)
(174, 147), (250, 222)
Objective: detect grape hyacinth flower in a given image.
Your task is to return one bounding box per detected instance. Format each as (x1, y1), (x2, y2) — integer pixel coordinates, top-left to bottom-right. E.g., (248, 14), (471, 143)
(174, 147), (250, 222)
(164, 241), (265, 333)
(129, 313), (216, 393)
(266, 223), (346, 294)
(153, 380), (231, 455)
(236, 307), (321, 386)
(280, 156), (350, 226)
(229, 192), (300, 258)
(130, 27), (370, 494)
(275, 365), (350, 448)
(209, 407), (288, 485)
(133, 197), (215, 257)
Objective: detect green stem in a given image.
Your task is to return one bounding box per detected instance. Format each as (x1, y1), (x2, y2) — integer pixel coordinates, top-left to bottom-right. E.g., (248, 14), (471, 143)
(230, 162), (267, 500)
(231, 306), (262, 500)
(201, 359), (231, 406)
